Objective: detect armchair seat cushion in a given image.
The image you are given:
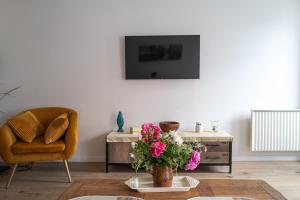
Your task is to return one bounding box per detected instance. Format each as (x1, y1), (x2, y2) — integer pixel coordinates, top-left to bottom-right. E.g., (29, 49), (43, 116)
(12, 136), (65, 154)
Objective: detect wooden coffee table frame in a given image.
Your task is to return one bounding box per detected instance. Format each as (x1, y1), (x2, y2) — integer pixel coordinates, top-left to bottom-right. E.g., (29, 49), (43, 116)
(59, 179), (287, 200)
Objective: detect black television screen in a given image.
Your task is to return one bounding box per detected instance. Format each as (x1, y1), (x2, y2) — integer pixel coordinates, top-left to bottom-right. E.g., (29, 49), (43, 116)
(125, 35), (200, 79)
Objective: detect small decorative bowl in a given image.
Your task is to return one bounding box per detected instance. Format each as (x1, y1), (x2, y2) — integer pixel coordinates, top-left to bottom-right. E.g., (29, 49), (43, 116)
(159, 121), (180, 132)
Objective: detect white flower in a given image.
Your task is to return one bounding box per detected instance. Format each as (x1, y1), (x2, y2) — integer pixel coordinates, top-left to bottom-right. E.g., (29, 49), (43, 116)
(162, 133), (169, 138)
(173, 134), (183, 145)
(131, 142), (137, 148)
(168, 130), (176, 138)
(168, 131), (183, 145)
(130, 153), (135, 158)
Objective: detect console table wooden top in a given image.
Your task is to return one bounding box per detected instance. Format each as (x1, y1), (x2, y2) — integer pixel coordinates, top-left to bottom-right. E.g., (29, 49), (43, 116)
(106, 130), (234, 143)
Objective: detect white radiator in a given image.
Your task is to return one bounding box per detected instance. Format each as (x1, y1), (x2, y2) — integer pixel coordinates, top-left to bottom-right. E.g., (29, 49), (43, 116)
(251, 109), (300, 151)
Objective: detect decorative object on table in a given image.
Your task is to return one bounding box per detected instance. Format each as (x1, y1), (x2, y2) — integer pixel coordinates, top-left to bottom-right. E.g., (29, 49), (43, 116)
(210, 120), (219, 132)
(116, 111), (124, 132)
(195, 122), (203, 133)
(158, 121), (180, 132)
(129, 127), (133, 134)
(152, 165), (173, 187)
(130, 123), (205, 188)
(125, 176), (199, 193)
(132, 127), (141, 133)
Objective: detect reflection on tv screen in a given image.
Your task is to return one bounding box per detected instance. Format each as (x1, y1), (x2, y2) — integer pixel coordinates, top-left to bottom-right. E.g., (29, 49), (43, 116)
(139, 44), (183, 62)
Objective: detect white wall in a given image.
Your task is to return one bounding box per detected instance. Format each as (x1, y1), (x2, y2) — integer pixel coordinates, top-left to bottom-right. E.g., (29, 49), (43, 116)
(0, 0), (299, 161)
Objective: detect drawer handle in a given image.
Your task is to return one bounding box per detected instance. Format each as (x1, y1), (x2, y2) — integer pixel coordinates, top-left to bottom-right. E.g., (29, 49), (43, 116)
(206, 156), (220, 159)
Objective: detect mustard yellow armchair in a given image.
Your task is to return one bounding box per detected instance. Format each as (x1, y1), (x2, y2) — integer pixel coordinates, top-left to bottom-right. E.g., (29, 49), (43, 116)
(0, 107), (78, 188)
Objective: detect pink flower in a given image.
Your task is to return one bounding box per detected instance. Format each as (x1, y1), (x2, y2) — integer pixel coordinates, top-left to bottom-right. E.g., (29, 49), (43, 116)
(185, 151), (201, 170)
(191, 150), (200, 162)
(142, 123), (155, 132)
(152, 127), (161, 140)
(141, 123), (154, 138)
(152, 131), (159, 140)
(151, 141), (166, 158)
(141, 123), (161, 140)
(143, 138), (148, 143)
(141, 129), (148, 139)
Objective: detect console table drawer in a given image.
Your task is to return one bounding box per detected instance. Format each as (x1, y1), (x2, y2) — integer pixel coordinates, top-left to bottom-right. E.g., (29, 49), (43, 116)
(108, 143), (131, 164)
(202, 142), (229, 152)
(201, 152), (229, 164)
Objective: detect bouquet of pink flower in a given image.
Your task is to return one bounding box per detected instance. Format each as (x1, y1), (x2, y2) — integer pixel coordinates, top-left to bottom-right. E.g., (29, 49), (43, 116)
(131, 123), (205, 173)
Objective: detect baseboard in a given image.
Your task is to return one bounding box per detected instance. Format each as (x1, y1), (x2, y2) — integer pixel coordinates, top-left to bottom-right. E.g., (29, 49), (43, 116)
(70, 156), (105, 162)
(233, 155), (300, 161)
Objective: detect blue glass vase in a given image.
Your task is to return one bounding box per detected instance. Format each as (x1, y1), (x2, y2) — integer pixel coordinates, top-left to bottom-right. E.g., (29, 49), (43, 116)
(117, 111), (124, 132)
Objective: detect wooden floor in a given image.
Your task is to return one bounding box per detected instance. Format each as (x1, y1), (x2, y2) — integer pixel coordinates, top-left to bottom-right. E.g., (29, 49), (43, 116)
(0, 161), (300, 200)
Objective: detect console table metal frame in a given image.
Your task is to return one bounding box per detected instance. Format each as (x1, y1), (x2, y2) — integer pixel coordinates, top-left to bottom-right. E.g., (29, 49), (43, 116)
(106, 131), (233, 173)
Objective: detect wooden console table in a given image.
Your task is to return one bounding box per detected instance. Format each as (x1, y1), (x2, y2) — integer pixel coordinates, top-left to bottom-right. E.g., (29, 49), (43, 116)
(106, 131), (234, 173)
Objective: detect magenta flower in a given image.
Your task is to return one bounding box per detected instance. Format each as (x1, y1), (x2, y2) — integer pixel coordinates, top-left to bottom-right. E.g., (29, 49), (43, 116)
(141, 123), (161, 140)
(141, 123), (154, 138)
(152, 126), (161, 140)
(151, 141), (166, 158)
(185, 151), (201, 170)
(152, 132), (159, 140)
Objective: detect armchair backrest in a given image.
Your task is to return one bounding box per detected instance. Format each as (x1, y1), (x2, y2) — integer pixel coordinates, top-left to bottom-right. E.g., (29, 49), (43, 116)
(19, 107), (77, 128)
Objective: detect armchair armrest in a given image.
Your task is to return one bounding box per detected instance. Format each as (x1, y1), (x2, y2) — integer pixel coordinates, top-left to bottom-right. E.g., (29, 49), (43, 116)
(64, 111), (78, 160)
(0, 124), (17, 163)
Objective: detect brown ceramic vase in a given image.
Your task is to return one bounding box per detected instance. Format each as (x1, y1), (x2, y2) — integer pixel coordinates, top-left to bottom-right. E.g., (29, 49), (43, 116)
(159, 121), (180, 132)
(152, 165), (173, 187)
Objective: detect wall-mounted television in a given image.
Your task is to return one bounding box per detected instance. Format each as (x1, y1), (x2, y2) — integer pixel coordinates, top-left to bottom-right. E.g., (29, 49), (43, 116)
(125, 35), (200, 79)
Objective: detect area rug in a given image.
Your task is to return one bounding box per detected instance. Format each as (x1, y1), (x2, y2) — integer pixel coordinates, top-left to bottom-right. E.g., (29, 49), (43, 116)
(59, 179), (286, 200)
